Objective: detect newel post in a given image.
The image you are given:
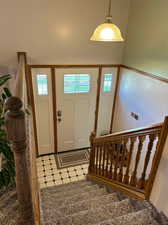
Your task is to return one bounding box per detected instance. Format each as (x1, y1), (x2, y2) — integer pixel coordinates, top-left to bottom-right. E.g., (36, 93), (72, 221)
(89, 132), (96, 173)
(5, 97), (34, 225)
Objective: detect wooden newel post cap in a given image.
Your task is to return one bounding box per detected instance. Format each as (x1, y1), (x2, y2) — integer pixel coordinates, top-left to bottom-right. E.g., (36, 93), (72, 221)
(90, 131), (96, 144)
(5, 97), (26, 144)
(5, 97), (23, 112)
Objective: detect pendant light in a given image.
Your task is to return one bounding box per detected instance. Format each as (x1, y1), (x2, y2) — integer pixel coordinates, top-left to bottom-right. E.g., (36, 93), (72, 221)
(90, 0), (124, 42)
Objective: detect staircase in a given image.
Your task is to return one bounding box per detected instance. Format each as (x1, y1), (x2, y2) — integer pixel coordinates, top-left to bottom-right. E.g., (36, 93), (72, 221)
(3, 92), (168, 225)
(40, 180), (166, 225)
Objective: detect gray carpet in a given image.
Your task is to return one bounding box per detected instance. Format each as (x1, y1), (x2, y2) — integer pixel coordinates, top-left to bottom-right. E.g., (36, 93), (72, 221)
(40, 180), (167, 225)
(1, 180), (167, 225)
(0, 188), (19, 225)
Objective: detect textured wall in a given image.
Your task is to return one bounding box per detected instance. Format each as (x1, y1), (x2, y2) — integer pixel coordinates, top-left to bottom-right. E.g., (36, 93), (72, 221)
(123, 0), (168, 79)
(113, 68), (168, 132)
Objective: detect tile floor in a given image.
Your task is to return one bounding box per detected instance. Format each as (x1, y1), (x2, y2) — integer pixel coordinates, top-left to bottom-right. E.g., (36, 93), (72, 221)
(36, 154), (89, 189)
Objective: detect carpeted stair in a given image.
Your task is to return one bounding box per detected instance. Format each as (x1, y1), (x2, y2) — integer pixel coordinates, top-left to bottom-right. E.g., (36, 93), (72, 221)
(0, 180), (167, 225)
(0, 188), (19, 225)
(41, 180), (168, 225)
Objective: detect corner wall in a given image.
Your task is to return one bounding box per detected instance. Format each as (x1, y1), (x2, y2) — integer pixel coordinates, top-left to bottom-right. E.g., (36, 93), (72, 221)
(123, 0), (168, 79)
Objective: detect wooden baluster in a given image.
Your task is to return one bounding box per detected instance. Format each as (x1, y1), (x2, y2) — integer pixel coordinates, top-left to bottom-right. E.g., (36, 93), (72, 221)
(139, 133), (157, 189)
(102, 142), (106, 176)
(95, 145), (99, 175)
(118, 138), (128, 182)
(113, 142), (121, 180)
(123, 136), (136, 184)
(98, 144), (103, 175)
(109, 143), (114, 179)
(130, 135), (146, 187)
(91, 146), (96, 174)
(150, 132), (161, 173)
(89, 132), (96, 174)
(5, 97), (34, 225)
(105, 143), (110, 178)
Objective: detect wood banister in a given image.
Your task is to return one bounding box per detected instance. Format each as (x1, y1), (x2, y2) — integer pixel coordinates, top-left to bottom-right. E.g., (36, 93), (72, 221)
(94, 122), (163, 142)
(5, 97), (34, 225)
(88, 118), (167, 200)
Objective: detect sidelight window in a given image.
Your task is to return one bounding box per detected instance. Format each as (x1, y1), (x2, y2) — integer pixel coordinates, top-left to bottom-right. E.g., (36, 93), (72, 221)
(103, 74), (113, 92)
(36, 74), (48, 95)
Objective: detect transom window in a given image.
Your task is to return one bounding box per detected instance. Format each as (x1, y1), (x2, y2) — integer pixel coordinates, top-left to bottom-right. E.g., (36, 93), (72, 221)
(64, 74), (90, 94)
(103, 74), (113, 92)
(36, 74), (48, 95)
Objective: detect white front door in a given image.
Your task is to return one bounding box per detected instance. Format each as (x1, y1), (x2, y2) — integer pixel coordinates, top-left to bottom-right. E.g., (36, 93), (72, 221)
(55, 68), (98, 152)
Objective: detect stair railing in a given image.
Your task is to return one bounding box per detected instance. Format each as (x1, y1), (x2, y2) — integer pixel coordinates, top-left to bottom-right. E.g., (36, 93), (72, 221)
(88, 117), (168, 200)
(4, 52), (41, 225)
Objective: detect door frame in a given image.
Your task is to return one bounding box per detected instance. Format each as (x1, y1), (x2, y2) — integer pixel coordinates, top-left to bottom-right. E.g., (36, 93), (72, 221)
(28, 64), (120, 156)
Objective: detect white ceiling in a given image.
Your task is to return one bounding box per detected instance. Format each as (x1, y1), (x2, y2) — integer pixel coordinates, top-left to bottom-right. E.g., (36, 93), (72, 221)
(0, 0), (130, 71)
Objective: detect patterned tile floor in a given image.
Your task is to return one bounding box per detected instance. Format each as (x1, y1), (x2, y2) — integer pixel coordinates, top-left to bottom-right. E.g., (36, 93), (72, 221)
(36, 154), (89, 189)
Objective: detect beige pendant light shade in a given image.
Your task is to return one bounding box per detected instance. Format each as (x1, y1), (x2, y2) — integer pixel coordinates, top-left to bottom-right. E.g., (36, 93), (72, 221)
(90, 23), (124, 42)
(90, 0), (124, 42)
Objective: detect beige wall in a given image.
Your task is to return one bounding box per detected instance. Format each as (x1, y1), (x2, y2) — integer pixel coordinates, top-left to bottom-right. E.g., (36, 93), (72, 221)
(0, 0), (129, 68)
(123, 0), (168, 79)
(113, 68), (168, 132)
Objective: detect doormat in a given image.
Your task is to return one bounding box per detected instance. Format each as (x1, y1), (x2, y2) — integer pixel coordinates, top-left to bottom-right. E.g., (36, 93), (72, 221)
(55, 149), (90, 169)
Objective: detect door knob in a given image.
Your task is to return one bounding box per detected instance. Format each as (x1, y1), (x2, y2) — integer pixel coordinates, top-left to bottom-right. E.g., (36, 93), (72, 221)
(57, 110), (62, 117)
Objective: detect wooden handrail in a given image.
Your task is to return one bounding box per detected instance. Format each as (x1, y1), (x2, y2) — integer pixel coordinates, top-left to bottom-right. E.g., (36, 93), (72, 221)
(88, 118), (168, 200)
(94, 122), (163, 142)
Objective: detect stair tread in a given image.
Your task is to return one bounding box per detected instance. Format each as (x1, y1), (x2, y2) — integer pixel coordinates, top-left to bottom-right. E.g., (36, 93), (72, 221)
(41, 183), (100, 200)
(42, 187), (107, 210)
(44, 192), (119, 218)
(44, 199), (134, 225)
(41, 180), (91, 192)
(93, 209), (160, 225)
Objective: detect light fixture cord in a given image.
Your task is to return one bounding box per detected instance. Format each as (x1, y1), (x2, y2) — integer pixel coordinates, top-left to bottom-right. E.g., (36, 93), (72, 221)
(107, 0), (112, 17)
